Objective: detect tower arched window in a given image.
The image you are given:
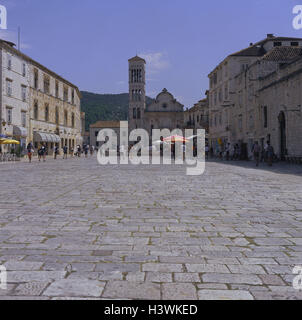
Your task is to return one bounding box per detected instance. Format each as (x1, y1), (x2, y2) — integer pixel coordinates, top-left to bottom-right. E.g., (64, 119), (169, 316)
(133, 108), (137, 119)
(137, 108), (141, 119)
(139, 69), (142, 82)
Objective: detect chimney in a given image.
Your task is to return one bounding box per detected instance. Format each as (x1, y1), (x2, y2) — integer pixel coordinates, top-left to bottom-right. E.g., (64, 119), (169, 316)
(267, 34), (274, 38)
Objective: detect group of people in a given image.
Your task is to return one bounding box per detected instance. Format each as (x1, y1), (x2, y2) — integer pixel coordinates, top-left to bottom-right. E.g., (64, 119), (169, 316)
(75, 145), (95, 158)
(208, 141), (276, 167)
(252, 141), (274, 167)
(26, 142), (96, 163)
(26, 142), (44, 163)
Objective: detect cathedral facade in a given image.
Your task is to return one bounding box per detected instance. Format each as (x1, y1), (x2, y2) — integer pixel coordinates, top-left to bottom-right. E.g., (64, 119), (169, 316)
(128, 56), (185, 136)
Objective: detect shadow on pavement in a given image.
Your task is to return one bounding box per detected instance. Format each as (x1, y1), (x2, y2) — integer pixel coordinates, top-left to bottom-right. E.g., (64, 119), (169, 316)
(206, 158), (302, 177)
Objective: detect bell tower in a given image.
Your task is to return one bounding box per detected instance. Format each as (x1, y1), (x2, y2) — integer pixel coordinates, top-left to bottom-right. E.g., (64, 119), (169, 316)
(128, 56), (146, 132)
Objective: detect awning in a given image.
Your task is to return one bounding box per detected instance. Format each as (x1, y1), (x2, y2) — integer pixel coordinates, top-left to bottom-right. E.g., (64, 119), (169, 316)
(47, 134), (60, 143)
(53, 134), (60, 143)
(34, 132), (47, 142)
(34, 132), (60, 143)
(13, 126), (27, 137)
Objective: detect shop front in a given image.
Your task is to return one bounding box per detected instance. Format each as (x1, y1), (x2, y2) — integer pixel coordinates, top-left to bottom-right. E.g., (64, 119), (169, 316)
(33, 132), (60, 155)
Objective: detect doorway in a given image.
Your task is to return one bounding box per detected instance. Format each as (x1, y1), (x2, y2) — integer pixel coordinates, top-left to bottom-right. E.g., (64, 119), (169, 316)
(278, 111), (286, 160)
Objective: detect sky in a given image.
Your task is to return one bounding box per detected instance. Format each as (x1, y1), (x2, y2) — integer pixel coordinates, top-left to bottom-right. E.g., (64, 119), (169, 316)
(0, 0), (301, 108)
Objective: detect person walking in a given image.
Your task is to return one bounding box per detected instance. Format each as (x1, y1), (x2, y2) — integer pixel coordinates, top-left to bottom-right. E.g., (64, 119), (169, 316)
(90, 145), (94, 156)
(84, 145), (89, 158)
(226, 143), (231, 161)
(27, 142), (33, 163)
(205, 144), (209, 160)
(54, 145), (59, 159)
(63, 145), (68, 159)
(77, 145), (81, 157)
(252, 141), (261, 167)
(267, 142), (274, 167)
(40, 144), (46, 162)
(38, 145), (43, 162)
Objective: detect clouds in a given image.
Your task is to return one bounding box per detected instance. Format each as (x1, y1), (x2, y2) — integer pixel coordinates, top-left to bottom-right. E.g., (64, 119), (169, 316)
(139, 52), (170, 75)
(116, 80), (125, 86)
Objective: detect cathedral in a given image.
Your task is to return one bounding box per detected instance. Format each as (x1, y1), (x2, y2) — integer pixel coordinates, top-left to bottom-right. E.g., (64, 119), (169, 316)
(128, 56), (185, 135)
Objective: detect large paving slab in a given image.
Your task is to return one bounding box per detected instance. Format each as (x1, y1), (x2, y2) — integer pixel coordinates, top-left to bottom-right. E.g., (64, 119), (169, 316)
(0, 156), (302, 300)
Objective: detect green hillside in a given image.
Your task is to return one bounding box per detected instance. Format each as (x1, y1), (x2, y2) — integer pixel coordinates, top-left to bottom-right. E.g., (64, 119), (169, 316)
(80, 91), (154, 131)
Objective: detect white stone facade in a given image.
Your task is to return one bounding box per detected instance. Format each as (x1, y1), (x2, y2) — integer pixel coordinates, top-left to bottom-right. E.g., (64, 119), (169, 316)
(184, 96), (209, 134)
(0, 39), (82, 156)
(208, 35), (302, 158)
(0, 40), (30, 153)
(29, 62), (82, 154)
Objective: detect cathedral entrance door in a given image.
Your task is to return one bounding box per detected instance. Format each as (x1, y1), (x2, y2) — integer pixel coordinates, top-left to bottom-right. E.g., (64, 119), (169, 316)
(278, 111), (286, 161)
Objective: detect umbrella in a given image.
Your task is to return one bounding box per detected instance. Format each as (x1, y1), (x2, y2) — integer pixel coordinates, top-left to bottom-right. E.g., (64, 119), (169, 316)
(163, 135), (189, 143)
(0, 139), (20, 145)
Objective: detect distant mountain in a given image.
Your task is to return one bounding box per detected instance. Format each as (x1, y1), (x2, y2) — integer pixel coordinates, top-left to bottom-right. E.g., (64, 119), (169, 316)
(80, 91), (154, 131)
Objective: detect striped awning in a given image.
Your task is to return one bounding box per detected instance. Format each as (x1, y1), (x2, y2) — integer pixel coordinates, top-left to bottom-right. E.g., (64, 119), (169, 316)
(34, 132), (60, 143)
(13, 126), (27, 137)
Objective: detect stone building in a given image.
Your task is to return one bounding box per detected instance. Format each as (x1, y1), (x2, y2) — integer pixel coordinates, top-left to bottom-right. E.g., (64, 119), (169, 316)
(231, 46), (302, 159)
(257, 50), (302, 159)
(90, 121), (123, 148)
(184, 95), (209, 135)
(29, 60), (82, 154)
(208, 34), (302, 154)
(0, 39), (30, 154)
(0, 38), (82, 156)
(128, 56), (185, 137)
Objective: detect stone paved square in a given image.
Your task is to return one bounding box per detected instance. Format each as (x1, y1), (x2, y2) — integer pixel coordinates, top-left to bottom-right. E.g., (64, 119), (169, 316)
(0, 157), (302, 300)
